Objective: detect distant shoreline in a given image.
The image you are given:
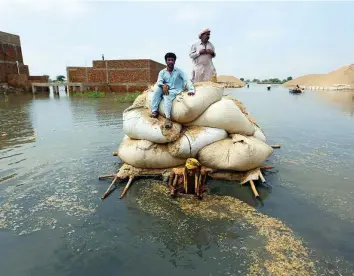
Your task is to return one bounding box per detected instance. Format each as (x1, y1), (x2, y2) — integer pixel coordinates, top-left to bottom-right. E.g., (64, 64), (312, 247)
(257, 82), (284, 84)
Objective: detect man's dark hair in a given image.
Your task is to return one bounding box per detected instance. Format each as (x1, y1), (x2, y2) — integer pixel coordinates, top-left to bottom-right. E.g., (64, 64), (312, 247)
(164, 52), (177, 61)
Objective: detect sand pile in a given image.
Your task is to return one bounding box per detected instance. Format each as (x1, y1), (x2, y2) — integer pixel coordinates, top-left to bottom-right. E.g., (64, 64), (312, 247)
(284, 64), (354, 88)
(320, 64), (354, 86)
(217, 75), (246, 87)
(284, 74), (325, 87)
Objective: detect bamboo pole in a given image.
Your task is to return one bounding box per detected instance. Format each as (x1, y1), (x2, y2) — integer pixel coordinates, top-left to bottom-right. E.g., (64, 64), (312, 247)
(101, 175), (119, 200)
(99, 174), (116, 180)
(261, 165), (273, 170)
(270, 145), (281, 149)
(259, 171), (266, 183)
(172, 175), (178, 189)
(170, 174), (178, 196)
(120, 177), (134, 199)
(249, 180), (260, 198)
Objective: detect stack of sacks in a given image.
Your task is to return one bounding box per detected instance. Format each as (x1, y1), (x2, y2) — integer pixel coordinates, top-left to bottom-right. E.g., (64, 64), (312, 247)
(118, 82), (273, 171)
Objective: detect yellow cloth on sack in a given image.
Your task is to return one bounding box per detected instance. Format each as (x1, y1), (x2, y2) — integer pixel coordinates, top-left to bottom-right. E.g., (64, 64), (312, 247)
(184, 158), (201, 194)
(185, 158), (200, 170)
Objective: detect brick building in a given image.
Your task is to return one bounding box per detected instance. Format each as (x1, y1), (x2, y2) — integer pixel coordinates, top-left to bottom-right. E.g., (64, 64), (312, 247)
(67, 59), (165, 92)
(0, 31), (48, 91)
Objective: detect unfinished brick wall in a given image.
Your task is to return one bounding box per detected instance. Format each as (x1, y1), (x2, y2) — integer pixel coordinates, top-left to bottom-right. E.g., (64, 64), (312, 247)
(27, 75), (50, 92)
(7, 74), (28, 89)
(67, 67), (88, 83)
(0, 63), (18, 82)
(1, 31), (27, 81)
(28, 75), (49, 82)
(0, 31), (37, 91)
(67, 59), (165, 93)
(19, 65), (29, 75)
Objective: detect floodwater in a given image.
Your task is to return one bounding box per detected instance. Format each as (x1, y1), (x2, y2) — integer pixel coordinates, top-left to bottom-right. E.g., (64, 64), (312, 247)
(0, 85), (354, 275)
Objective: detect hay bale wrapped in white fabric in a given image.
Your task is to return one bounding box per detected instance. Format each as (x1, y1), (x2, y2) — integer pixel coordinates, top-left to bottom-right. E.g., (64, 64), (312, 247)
(147, 82), (224, 124)
(168, 126), (227, 158)
(253, 126), (266, 142)
(118, 136), (185, 169)
(187, 98), (256, 135)
(198, 134), (273, 171)
(123, 107), (181, 143)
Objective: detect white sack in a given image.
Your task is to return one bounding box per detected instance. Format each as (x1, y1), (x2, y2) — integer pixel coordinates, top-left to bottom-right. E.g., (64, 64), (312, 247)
(130, 92), (148, 108)
(168, 126), (227, 158)
(198, 134), (273, 171)
(118, 136), (186, 169)
(187, 98), (255, 135)
(123, 107), (181, 143)
(253, 126), (266, 142)
(147, 82), (224, 124)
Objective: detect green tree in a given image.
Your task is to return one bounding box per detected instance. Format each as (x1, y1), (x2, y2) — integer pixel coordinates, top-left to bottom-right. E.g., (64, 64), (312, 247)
(56, 75), (66, 82)
(240, 78), (244, 81)
(252, 78), (260, 83)
(287, 76), (293, 81)
(246, 79), (250, 83)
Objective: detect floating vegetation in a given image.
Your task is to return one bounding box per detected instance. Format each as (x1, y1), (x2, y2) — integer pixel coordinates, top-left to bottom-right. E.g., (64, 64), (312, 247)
(137, 183), (316, 276)
(70, 91), (106, 98)
(87, 91), (106, 98)
(116, 92), (141, 103)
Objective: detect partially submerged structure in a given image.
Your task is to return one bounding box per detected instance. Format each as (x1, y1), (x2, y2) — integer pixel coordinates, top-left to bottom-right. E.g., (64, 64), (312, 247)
(67, 59), (165, 93)
(0, 31), (48, 92)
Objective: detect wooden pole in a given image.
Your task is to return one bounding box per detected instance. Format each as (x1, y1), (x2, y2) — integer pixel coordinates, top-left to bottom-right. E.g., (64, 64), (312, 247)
(270, 145), (281, 149)
(261, 165), (273, 170)
(259, 171), (266, 183)
(99, 174), (116, 180)
(170, 174), (178, 196)
(101, 175), (118, 200)
(120, 177), (134, 199)
(249, 180), (260, 198)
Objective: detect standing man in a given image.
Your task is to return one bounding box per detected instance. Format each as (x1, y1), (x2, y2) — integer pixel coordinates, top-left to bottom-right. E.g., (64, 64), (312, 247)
(189, 28), (217, 82)
(150, 52), (195, 129)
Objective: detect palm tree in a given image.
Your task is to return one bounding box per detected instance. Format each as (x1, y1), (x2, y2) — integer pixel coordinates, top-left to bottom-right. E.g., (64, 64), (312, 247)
(56, 75), (66, 82)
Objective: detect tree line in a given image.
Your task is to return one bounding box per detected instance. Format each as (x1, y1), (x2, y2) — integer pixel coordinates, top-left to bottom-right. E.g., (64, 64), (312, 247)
(240, 76), (293, 84)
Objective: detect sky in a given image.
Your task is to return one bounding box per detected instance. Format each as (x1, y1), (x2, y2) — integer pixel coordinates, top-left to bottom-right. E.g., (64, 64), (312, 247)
(1, 0), (354, 80)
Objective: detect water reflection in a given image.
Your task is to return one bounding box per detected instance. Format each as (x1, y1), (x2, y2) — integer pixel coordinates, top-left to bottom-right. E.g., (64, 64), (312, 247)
(0, 94), (35, 151)
(313, 90), (354, 116)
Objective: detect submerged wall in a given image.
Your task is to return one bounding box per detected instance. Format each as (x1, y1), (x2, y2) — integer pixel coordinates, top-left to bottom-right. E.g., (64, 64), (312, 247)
(67, 59), (165, 92)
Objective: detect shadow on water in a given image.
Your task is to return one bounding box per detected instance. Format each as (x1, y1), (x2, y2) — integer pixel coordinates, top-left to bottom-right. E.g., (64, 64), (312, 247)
(1, 87), (354, 275)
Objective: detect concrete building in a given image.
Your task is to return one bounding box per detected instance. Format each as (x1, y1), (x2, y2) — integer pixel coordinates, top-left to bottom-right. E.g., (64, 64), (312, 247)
(67, 59), (165, 92)
(0, 31), (48, 91)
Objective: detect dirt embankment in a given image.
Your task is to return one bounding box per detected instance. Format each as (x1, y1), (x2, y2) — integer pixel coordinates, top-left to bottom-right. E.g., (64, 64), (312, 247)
(217, 75), (246, 87)
(284, 64), (354, 88)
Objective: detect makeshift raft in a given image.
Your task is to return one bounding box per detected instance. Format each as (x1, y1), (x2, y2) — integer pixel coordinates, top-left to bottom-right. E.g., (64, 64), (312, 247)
(99, 161), (276, 200)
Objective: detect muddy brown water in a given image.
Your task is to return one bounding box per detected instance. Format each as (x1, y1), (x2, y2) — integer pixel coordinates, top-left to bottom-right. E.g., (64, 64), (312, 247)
(0, 85), (354, 275)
